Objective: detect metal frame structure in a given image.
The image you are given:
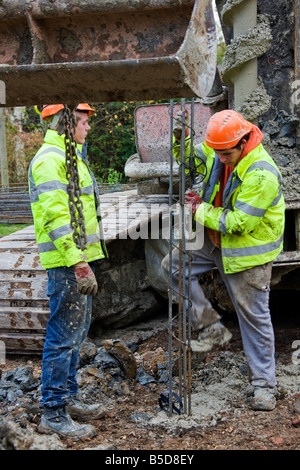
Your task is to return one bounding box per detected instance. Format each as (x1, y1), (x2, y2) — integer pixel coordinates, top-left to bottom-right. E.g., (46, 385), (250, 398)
(166, 98), (196, 416)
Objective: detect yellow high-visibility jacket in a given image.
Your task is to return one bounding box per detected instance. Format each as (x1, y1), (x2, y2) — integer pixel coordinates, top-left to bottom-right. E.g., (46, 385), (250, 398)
(28, 130), (107, 269)
(175, 139), (285, 274)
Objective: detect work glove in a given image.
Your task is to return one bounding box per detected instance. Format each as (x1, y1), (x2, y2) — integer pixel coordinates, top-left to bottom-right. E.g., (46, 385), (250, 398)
(185, 190), (202, 218)
(173, 110), (189, 141)
(74, 261), (98, 296)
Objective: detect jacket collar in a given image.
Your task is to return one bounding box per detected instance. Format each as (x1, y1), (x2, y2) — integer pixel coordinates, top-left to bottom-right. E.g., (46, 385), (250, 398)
(44, 129), (83, 154)
(234, 144), (265, 180)
(232, 126), (264, 179)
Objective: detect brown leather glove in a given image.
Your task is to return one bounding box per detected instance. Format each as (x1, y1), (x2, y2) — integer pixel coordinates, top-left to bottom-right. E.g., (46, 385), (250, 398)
(173, 110), (189, 141)
(74, 261), (98, 296)
(185, 191), (202, 218)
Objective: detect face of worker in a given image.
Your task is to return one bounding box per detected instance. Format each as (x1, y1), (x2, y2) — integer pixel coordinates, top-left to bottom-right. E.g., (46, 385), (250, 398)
(214, 140), (247, 167)
(74, 112), (91, 145)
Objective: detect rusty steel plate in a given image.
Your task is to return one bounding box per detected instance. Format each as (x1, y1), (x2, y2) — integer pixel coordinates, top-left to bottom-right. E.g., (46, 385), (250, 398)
(0, 0), (216, 106)
(134, 101), (211, 163)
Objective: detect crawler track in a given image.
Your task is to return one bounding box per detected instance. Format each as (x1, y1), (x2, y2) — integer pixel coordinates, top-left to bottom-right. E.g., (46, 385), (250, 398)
(0, 190), (170, 354)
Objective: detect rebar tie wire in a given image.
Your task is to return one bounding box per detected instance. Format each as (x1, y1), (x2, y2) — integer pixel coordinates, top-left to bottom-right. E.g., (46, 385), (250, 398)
(166, 98), (206, 417)
(166, 98), (192, 417)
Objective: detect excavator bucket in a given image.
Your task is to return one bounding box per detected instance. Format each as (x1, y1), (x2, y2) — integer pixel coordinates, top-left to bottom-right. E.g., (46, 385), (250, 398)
(0, 0), (217, 107)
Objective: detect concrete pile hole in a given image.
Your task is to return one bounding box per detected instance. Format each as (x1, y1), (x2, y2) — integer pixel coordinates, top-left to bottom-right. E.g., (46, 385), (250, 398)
(0, 0), (300, 451)
(0, 310), (300, 450)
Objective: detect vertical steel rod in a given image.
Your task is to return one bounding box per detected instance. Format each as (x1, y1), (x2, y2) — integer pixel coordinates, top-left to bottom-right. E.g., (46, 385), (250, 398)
(167, 97), (194, 417)
(168, 99), (174, 417)
(180, 98), (187, 413)
(187, 97), (194, 415)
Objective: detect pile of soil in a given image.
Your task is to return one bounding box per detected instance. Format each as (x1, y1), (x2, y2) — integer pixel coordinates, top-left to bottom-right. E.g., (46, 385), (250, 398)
(0, 305), (299, 451)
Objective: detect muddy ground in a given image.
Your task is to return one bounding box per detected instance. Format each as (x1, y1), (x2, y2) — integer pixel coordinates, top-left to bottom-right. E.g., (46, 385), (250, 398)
(0, 291), (299, 452)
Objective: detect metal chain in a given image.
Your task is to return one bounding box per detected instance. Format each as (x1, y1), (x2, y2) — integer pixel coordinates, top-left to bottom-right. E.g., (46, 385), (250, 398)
(63, 105), (87, 251)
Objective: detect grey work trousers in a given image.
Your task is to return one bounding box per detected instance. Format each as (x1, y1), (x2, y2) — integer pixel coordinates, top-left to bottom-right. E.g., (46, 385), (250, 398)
(161, 232), (276, 388)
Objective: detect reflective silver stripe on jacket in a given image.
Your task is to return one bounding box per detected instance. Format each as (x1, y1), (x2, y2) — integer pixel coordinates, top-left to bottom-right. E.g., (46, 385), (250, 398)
(48, 223), (73, 241)
(28, 147), (66, 179)
(37, 241), (57, 253)
(28, 147), (66, 203)
(219, 209), (229, 233)
(220, 160), (283, 228)
(223, 160), (282, 210)
(246, 160), (283, 184)
(234, 200), (267, 218)
(235, 187), (283, 217)
(270, 187), (283, 207)
(222, 235), (284, 258)
(37, 232), (101, 253)
(32, 147), (66, 162)
(28, 147), (94, 203)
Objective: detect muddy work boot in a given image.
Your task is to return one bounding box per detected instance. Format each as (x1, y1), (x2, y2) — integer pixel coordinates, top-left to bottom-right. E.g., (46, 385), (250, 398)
(250, 386), (276, 411)
(195, 321), (232, 353)
(66, 396), (106, 422)
(38, 405), (96, 440)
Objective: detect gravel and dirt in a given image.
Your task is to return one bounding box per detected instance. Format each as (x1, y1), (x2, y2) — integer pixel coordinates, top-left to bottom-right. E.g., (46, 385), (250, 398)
(0, 291), (299, 452)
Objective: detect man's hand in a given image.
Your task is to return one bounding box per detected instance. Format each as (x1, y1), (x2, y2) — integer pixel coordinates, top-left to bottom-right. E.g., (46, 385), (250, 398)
(173, 110), (189, 141)
(74, 261), (98, 296)
(185, 191), (202, 218)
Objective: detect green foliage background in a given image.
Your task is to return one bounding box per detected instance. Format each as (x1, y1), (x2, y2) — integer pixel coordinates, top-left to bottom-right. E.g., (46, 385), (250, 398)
(87, 101), (141, 183)
(87, 100), (169, 183)
(5, 100), (165, 185)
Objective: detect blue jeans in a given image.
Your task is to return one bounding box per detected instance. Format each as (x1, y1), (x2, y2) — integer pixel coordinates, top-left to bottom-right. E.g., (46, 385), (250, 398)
(41, 266), (92, 408)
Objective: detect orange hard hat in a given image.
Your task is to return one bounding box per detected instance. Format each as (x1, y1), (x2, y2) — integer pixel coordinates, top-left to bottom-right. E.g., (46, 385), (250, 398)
(41, 104), (64, 121)
(41, 103), (95, 121)
(76, 103), (95, 116)
(205, 110), (253, 150)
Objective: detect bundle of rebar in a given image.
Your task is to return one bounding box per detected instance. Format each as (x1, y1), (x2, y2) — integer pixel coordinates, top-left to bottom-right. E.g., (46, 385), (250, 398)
(167, 98), (196, 416)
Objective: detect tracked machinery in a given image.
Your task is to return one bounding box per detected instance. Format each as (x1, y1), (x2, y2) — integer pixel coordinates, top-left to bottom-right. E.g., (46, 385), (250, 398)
(0, 0), (217, 355)
(125, 0), (300, 314)
(0, 0), (300, 364)
(1, 0), (300, 421)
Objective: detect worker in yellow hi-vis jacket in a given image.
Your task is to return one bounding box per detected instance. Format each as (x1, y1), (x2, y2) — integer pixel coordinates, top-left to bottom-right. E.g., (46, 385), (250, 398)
(162, 109), (285, 412)
(28, 104), (107, 440)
